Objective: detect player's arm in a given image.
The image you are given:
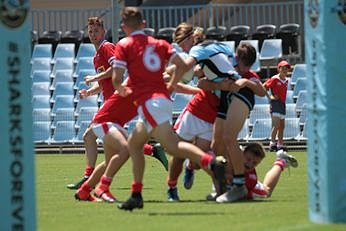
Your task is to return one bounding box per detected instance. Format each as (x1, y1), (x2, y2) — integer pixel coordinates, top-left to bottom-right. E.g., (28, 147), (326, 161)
(175, 83), (201, 95)
(79, 82), (101, 99)
(84, 67), (112, 85)
(167, 55), (196, 92)
(112, 66), (132, 97)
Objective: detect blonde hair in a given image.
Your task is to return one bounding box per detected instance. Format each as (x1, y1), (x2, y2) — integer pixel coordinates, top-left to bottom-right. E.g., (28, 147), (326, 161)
(173, 22), (194, 44)
(193, 26), (205, 45)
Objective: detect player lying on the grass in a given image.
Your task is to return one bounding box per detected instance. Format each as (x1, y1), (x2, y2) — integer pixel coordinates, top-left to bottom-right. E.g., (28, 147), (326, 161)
(67, 16), (168, 190)
(112, 7), (227, 211)
(207, 142), (298, 202)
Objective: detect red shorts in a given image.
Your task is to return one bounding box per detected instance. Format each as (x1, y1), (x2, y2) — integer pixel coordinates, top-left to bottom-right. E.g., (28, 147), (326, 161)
(92, 93), (137, 127)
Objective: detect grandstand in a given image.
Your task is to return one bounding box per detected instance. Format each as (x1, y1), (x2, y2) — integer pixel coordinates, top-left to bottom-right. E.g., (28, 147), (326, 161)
(30, 0), (307, 152)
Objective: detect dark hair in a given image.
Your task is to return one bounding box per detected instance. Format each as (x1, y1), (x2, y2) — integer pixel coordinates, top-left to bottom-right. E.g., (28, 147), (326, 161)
(121, 7), (143, 28)
(236, 43), (257, 67)
(88, 17), (104, 28)
(244, 142), (266, 159)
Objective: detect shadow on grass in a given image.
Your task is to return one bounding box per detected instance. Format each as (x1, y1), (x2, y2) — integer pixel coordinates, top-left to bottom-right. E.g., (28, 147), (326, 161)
(147, 211), (226, 216)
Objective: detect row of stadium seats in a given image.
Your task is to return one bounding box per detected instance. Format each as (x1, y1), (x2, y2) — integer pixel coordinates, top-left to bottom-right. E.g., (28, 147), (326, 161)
(33, 115), (308, 144)
(31, 23), (300, 56)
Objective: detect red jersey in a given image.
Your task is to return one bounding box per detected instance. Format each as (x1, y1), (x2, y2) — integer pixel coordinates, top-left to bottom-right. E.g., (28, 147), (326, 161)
(243, 70), (261, 81)
(113, 31), (175, 105)
(93, 40), (116, 101)
(185, 90), (219, 124)
(264, 74), (288, 103)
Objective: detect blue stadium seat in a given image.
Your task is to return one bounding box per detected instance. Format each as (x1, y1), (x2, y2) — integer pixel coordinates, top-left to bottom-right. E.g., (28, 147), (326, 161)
(32, 44), (53, 60)
(75, 95), (99, 115)
(51, 108), (75, 127)
(51, 70), (74, 88)
(52, 43), (75, 62)
(75, 120), (90, 143)
(283, 118), (301, 140)
(75, 43), (95, 62)
(285, 103), (297, 119)
(32, 70), (51, 83)
(73, 69), (96, 89)
(32, 95), (51, 109)
(33, 121), (51, 143)
(259, 39), (283, 61)
(237, 119), (249, 141)
(73, 57), (94, 77)
(298, 105), (307, 126)
(249, 104), (271, 127)
(51, 95), (75, 114)
(292, 78), (307, 100)
(221, 41), (235, 54)
(31, 57), (51, 75)
(295, 90), (307, 113)
(75, 107), (98, 127)
(286, 90), (294, 104)
(51, 57), (74, 78)
(51, 120), (76, 143)
(254, 95), (269, 105)
(32, 108), (51, 122)
(32, 82), (51, 96)
(50, 82), (74, 101)
(290, 64), (307, 88)
(248, 118), (271, 141)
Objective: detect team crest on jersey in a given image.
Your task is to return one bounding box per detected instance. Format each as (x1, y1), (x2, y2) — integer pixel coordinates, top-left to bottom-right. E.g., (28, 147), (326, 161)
(308, 0), (319, 28)
(97, 66), (105, 73)
(331, 0), (346, 25)
(0, 0), (28, 28)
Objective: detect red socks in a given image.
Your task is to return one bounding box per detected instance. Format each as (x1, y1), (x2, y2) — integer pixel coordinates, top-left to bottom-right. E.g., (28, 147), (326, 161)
(84, 166), (94, 177)
(274, 159), (286, 170)
(167, 179), (177, 188)
(143, 143), (153, 156)
(131, 181), (143, 193)
(200, 154), (213, 168)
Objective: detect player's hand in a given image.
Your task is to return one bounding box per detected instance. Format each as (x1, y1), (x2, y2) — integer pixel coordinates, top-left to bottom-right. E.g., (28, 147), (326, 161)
(84, 75), (95, 86)
(117, 85), (132, 97)
(79, 89), (88, 99)
(197, 77), (215, 91)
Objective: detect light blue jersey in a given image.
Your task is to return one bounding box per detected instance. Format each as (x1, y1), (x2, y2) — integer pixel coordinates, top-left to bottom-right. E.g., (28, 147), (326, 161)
(189, 41), (240, 82)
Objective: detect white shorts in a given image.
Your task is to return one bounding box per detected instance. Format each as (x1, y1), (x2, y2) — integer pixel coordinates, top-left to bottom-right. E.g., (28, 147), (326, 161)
(137, 96), (172, 133)
(91, 122), (128, 140)
(174, 109), (213, 142)
(272, 112), (285, 120)
(249, 181), (269, 199)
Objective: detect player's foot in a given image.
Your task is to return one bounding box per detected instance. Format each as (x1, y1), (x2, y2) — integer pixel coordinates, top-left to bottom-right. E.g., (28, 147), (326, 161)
(151, 143), (168, 171)
(183, 160), (194, 190)
(66, 176), (88, 190)
(167, 187), (180, 202)
(216, 184), (247, 203)
(74, 191), (101, 202)
(94, 188), (117, 203)
(206, 192), (217, 201)
(276, 150), (298, 168)
(269, 144), (277, 152)
(118, 192), (143, 211)
(210, 156), (227, 194)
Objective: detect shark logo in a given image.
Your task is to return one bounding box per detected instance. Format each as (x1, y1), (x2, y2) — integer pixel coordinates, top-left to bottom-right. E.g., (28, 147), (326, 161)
(333, 0), (346, 25)
(0, 0), (28, 28)
(308, 0), (320, 28)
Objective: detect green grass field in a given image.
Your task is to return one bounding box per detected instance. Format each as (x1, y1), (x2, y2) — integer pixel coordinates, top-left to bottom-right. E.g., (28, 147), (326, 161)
(36, 151), (346, 231)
